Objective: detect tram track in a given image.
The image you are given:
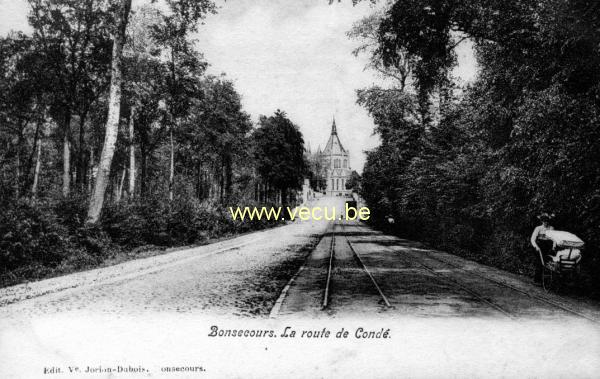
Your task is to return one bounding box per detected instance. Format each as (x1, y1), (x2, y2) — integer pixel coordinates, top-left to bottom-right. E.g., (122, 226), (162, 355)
(345, 237), (392, 308)
(272, 222), (393, 316)
(344, 230), (515, 318)
(322, 222), (392, 311)
(270, 221), (600, 320)
(384, 248), (515, 318)
(406, 247), (600, 323)
(322, 224), (336, 308)
(346, 226), (599, 321)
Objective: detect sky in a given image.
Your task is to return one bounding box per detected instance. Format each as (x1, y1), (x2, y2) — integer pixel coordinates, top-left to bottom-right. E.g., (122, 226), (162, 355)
(0, 0), (478, 172)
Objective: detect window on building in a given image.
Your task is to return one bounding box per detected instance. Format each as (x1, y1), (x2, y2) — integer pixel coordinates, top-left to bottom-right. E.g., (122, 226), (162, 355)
(343, 159), (347, 168)
(334, 159), (340, 168)
(336, 179), (339, 190)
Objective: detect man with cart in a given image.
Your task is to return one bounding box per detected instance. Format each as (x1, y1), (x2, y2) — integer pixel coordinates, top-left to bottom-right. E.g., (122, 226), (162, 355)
(530, 212), (584, 287)
(530, 213), (555, 283)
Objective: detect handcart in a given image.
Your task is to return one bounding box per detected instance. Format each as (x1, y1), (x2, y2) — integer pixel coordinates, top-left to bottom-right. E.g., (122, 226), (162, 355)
(540, 230), (584, 292)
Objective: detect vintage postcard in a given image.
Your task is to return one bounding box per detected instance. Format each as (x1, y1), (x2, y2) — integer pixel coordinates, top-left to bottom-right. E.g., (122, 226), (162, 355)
(0, 0), (599, 378)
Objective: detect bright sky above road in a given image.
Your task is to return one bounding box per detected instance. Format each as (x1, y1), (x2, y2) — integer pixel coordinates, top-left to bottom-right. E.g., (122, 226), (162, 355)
(0, 0), (477, 172)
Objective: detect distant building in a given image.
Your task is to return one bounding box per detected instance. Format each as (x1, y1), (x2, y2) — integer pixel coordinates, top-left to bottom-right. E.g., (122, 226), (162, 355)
(318, 117), (351, 196)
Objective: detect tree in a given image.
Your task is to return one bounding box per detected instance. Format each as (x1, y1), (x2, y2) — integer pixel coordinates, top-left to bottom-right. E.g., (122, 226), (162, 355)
(179, 75), (252, 203)
(86, 0), (132, 222)
(353, 0), (600, 292)
(345, 170), (361, 192)
(347, 8), (413, 91)
(28, 0), (113, 196)
(151, 1), (215, 202)
(87, 0), (215, 223)
(123, 4), (165, 199)
(253, 110), (306, 206)
(0, 33), (45, 199)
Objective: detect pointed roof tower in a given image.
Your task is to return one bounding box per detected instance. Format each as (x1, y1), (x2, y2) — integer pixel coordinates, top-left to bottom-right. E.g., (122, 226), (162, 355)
(331, 116), (337, 135)
(322, 116), (347, 155)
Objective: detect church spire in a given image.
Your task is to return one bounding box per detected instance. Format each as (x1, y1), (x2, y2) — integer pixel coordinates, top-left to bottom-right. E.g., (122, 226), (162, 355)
(331, 116), (337, 135)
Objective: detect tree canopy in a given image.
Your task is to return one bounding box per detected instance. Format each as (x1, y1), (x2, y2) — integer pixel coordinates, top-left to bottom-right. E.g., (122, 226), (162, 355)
(0, 1), (306, 286)
(354, 0), (600, 295)
(254, 110), (306, 205)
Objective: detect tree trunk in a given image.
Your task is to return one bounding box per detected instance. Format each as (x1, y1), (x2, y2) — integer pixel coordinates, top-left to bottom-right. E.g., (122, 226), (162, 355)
(211, 168), (218, 201)
(112, 175), (119, 202)
(195, 162), (201, 199)
(140, 147), (148, 197)
(265, 182), (270, 203)
(116, 168), (126, 202)
(62, 113), (71, 197)
(88, 147), (94, 194)
(31, 136), (42, 198)
(76, 112), (87, 190)
(168, 127), (174, 201)
(254, 180), (258, 202)
(86, 0), (132, 224)
(219, 162), (224, 204)
(24, 119), (42, 191)
(224, 154), (232, 203)
(15, 133), (22, 199)
(128, 106), (135, 197)
(204, 169), (210, 200)
(281, 187), (287, 207)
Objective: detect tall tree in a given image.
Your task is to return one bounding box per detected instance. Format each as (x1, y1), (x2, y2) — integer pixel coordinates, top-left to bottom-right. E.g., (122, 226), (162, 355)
(86, 0), (215, 222)
(179, 75), (252, 203)
(86, 0), (132, 222)
(28, 0), (113, 197)
(354, 0), (600, 290)
(253, 110), (306, 206)
(0, 33), (48, 199)
(123, 4), (164, 198)
(152, 1), (214, 201)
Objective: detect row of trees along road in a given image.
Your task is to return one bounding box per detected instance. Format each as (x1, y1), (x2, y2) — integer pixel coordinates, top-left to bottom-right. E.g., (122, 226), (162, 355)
(350, 0), (600, 297)
(0, 0), (308, 286)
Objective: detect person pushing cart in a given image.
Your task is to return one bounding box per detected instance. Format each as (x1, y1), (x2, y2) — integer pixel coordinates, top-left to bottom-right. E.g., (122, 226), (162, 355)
(530, 212), (584, 290)
(530, 212), (555, 283)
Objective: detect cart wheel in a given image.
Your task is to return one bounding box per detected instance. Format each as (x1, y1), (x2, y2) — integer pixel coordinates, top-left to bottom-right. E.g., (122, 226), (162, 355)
(542, 265), (554, 292)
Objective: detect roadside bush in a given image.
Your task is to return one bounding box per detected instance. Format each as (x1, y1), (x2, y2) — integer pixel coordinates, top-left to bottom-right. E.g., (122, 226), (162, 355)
(480, 230), (533, 276)
(102, 197), (244, 247)
(0, 199), (115, 286)
(102, 198), (164, 246)
(0, 200), (67, 275)
(0, 191), (283, 288)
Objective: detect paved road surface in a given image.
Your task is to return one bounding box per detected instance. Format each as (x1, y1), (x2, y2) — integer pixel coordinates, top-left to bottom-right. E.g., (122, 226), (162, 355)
(1, 197), (599, 322)
(0, 214), (327, 319)
(272, 221), (600, 322)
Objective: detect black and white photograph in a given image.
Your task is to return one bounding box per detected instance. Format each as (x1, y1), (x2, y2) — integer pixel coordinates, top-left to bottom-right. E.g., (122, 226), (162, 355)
(0, 0), (599, 377)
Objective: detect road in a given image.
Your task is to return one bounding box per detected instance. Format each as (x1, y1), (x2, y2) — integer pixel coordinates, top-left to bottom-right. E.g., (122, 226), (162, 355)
(1, 197), (600, 322)
(272, 221), (600, 322)
(0, 212), (327, 319)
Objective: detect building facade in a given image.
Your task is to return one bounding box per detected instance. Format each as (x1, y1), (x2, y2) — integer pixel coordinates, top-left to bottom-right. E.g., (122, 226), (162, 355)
(319, 118), (351, 197)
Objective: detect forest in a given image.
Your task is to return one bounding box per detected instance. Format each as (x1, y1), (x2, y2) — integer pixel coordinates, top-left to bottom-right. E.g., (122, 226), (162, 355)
(351, 0), (600, 296)
(0, 0), (307, 286)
